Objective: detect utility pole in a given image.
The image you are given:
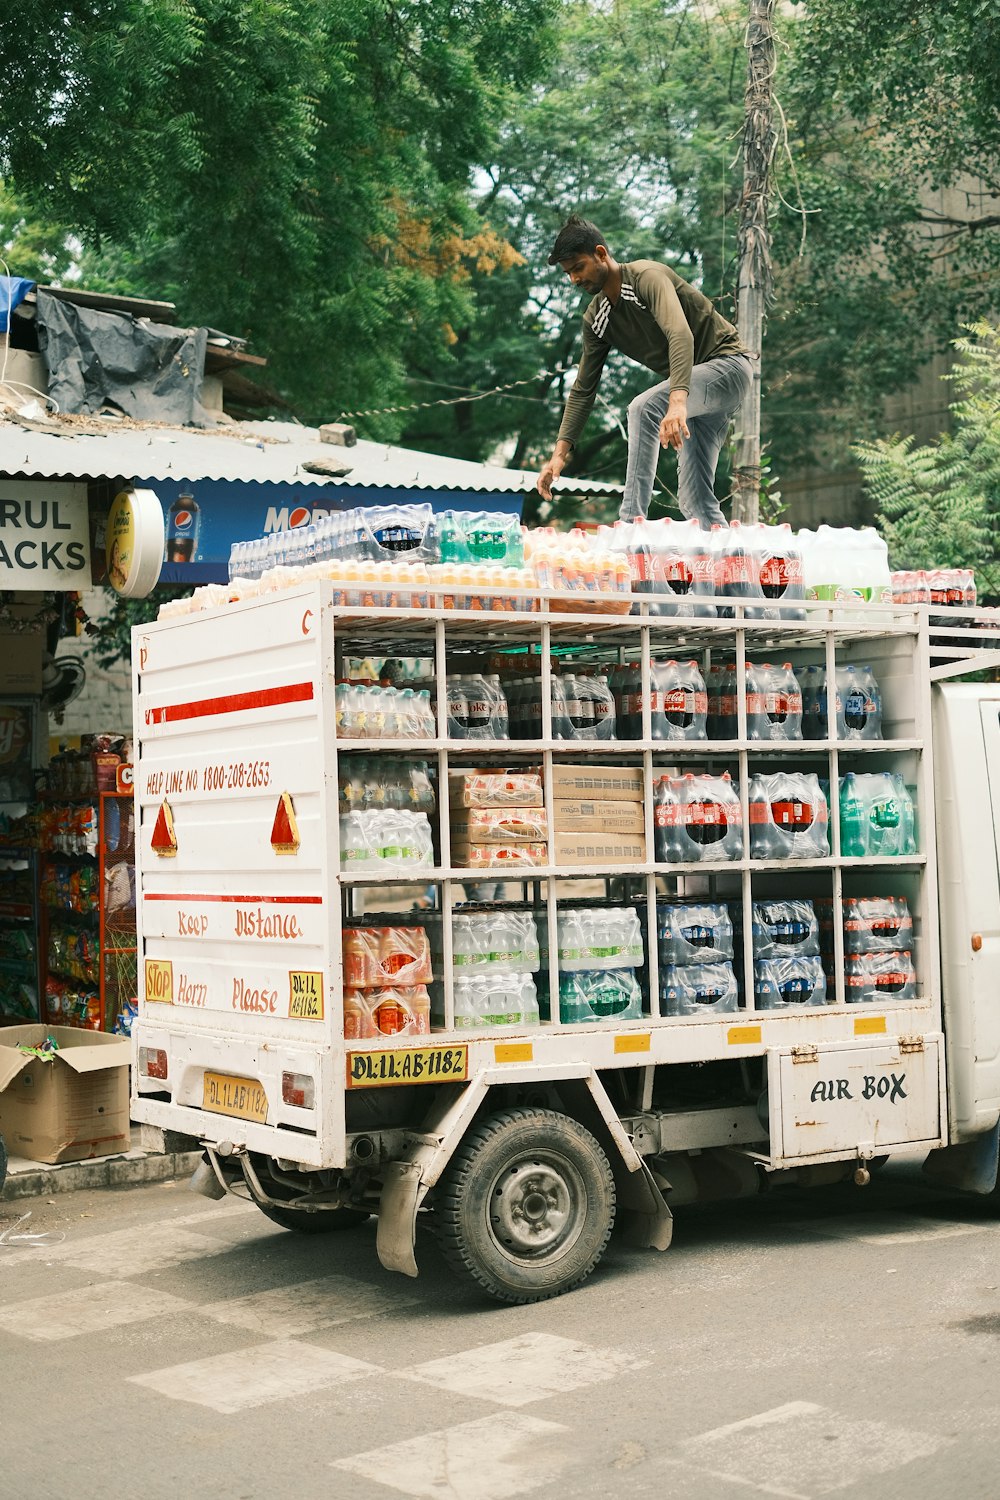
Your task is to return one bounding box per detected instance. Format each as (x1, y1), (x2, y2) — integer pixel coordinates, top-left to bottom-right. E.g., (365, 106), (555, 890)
(730, 0), (777, 524)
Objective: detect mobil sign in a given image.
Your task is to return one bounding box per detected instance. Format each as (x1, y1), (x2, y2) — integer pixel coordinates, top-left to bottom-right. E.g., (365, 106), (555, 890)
(142, 477), (522, 584)
(0, 480), (90, 589)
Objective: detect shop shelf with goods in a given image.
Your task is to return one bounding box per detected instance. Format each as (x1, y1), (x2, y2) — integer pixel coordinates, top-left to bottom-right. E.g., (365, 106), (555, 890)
(0, 702), (44, 1024)
(99, 791), (137, 1035)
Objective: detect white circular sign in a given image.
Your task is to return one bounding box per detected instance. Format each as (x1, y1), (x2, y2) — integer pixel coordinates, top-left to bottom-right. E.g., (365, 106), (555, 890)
(107, 487), (164, 597)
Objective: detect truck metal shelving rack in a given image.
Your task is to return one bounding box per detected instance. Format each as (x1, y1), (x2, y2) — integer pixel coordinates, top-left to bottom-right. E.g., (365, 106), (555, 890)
(132, 582), (945, 1183)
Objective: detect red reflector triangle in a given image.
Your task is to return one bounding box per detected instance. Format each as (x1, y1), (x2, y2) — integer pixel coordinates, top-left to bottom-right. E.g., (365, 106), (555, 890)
(151, 800), (177, 856)
(271, 792), (300, 855)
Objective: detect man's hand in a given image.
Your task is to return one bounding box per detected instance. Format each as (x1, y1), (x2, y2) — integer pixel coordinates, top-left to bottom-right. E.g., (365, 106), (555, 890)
(659, 396), (690, 452)
(536, 444), (570, 500)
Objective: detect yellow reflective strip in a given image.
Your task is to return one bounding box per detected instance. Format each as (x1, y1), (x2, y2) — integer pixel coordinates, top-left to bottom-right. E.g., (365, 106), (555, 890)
(728, 1025), (763, 1046)
(495, 1042), (533, 1064)
(614, 1033), (651, 1054)
(854, 1015), (887, 1036)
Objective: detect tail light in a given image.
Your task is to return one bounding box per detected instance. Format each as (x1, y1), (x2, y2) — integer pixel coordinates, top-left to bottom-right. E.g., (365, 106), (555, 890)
(139, 1047), (168, 1080)
(282, 1072), (315, 1109)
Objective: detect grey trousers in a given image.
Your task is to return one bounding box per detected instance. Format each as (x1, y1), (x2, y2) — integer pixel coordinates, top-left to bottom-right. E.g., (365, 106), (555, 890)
(619, 353), (753, 527)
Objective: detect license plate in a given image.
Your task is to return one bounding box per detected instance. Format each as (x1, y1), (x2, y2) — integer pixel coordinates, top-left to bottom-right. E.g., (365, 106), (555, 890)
(347, 1044), (468, 1089)
(203, 1071), (269, 1123)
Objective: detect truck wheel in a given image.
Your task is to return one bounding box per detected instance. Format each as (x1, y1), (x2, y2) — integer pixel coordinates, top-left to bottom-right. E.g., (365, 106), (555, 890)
(436, 1108), (616, 1305)
(0, 1132), (6, 1195)
(256, 1203), (371, 1234)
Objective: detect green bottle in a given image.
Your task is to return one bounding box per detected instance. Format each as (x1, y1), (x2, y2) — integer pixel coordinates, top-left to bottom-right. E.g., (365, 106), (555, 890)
(839, 772), (867, 858)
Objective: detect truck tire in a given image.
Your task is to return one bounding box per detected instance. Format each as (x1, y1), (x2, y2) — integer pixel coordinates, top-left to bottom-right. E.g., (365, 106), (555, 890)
(0, 1132), (6, 1196)
(436, 1107), (616, 1305)
(256, 1203), (371, 1234)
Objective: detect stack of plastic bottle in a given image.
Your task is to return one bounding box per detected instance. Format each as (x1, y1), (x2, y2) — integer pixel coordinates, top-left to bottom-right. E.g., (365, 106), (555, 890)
(536, 907), (645, 1025)
(523, 528), (632, 613)
(337, 759), (435, 815)
(612, 659), (708, 741)
(817, 896), (917, 1004)
(654, 773), (744, 864)
(710, 521), (807, 619)
(801, 664), (883, 741)
(600, 517), (716, 617)
(706, 662), (803, 741)
(339, 808), (434, 873)
(748, 773), (830, 860)
(445, 912), (540, 1029)
(657, 903), (739, 1018)
(446, 674), (509, 741)
(343, 926), (433, 1038)
(738, 899), (828, 1010)
(507, 670), (617, 741)
(892, 569), (976, 607)
(335, 681), (436, 739)
(797, 525), (893, 605)
(838, 773), (916, 857)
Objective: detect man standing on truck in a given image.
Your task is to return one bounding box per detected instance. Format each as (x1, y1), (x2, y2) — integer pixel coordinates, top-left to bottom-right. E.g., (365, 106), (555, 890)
(536, 215), (752, 527)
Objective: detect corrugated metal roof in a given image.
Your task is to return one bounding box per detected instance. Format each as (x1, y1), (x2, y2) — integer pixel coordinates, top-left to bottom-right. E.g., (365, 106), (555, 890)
(0, 416), (621, 496)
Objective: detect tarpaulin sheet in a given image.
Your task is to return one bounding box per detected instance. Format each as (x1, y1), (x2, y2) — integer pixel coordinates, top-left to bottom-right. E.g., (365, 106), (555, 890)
(35, 291), (213, 426)
(0, 276), (34, 327)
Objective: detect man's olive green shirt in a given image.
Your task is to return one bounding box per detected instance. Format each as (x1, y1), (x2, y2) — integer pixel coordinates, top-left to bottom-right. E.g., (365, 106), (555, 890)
(556, 260), (746, 449)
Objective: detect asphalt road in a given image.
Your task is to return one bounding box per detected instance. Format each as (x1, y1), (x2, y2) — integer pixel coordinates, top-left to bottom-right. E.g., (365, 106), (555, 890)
(2, 1164), (1000, 1500)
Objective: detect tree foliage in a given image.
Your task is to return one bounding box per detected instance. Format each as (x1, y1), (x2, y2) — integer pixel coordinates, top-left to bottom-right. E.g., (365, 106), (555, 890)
(854, 322), (1000, 589)
(0, 0), (558, 422)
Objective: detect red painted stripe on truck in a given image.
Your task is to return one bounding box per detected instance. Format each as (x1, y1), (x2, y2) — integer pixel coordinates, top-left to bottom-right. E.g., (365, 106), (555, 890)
(144, 681), (314, 724)
(144, 893), (323, 904)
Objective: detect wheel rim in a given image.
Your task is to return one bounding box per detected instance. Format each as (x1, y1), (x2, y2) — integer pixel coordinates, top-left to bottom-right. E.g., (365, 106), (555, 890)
(486, 1150), (588, 1264)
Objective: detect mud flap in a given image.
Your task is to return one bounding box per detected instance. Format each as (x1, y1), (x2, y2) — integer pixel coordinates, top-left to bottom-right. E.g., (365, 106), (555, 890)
(617, 1158), (674, 1251)
(376, 1160), (423, 1277)
(924, 1120), (1000, 1195)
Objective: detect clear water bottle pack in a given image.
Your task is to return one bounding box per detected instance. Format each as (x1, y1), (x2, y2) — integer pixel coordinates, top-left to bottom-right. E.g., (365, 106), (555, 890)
(748, 772), (830, 860)
(663, 962), (740, 1016)
(539, 907), (644, 972)
(553, 969), (643, 1025)
(452, 972), (540, 1028)
(339, 809), (434, 872)
(838, 773), (916, 857)
(452, 911), (540, 974)
(654, 773), (744, 863)
(755, 955), (828, 1010)
(842, 895), (913, 954)
(656, 903), (733, 964)
(449, 769), (543, 807)
(335, 682), (436, 739)
(844, 950), (917, 1004)
(744, 899), (820, 959)
(338, 758), (435, 814)
(446, 674), (509, 740)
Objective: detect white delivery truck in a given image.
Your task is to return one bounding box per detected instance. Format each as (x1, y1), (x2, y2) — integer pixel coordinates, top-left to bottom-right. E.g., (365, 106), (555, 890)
(131, 582), (1000, 1303)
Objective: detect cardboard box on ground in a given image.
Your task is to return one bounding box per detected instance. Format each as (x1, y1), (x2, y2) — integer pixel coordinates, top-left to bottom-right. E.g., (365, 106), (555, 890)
(0, 1025), (131, 1163)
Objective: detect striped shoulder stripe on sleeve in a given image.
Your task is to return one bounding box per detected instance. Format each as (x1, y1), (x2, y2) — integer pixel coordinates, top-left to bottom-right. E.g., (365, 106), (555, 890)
(619, 284), (647, 311)
(592, 296), (613, 339)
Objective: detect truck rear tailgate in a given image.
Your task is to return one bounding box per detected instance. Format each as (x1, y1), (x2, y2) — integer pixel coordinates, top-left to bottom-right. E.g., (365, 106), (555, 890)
(130, 586), (342, 1166)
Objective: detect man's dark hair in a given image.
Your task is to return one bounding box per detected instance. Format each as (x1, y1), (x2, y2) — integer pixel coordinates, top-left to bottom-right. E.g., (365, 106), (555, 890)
(547, 215), (609, 266)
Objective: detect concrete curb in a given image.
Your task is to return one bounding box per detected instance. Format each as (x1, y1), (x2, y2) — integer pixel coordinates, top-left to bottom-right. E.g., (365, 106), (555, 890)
(1, 1149), (203, 1201)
